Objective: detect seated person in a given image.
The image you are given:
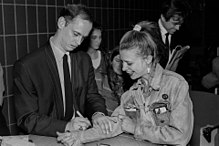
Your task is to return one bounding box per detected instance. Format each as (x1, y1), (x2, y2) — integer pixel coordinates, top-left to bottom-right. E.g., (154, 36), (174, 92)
(0, 63), (10, 136)
(202, 56), (219, 91)
(107, 46), (133, 104)
(57, 21), (194, 146)
(13, 4), (110, 137)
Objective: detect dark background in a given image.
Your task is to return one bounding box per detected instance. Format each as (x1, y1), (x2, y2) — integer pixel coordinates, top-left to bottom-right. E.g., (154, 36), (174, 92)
(0, 0), (218, 135)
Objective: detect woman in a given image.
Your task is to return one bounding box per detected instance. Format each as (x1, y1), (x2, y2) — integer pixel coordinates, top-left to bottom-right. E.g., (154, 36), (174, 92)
(85, 22), (118, 114)
(107, 46), (133, 103)
(57, 21), (194, 146)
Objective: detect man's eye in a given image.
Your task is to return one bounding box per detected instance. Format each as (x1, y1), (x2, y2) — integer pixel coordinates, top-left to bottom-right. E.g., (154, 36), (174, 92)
(127, 63), (132, 66)
(73, 32), (79, 37)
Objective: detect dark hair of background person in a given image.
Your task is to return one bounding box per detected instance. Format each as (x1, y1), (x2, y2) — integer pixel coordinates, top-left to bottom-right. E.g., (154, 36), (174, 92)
(77, 21), (106, 53)
(161, 0), (192, 21)
(107, 46), (133, 102)
(59, 4), (93, 25)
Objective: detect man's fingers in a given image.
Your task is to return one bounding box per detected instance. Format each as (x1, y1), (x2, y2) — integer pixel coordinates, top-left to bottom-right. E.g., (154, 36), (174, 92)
(75, 117), (91, 126)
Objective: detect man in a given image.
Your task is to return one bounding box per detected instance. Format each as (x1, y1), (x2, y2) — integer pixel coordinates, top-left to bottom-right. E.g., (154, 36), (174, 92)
(13, 4), (111, 137)
(158, 0), (191, 78)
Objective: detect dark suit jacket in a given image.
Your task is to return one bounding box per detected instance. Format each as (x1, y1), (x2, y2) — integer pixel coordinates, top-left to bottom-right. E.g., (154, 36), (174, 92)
(0, 106), (10, 136)
(159, 26), (191, 80)
(13, 42), (107, 137)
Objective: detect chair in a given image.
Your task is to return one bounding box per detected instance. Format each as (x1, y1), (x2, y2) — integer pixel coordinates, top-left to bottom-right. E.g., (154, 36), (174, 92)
(200, 124), (219, 146)
(189, 91), (219, 146)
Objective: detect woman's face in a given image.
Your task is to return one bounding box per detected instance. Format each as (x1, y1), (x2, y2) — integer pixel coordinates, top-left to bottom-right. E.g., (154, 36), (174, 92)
(120, 47), (148, 80)
(90, 29), (102, 50)
(112, 54), (122, 75)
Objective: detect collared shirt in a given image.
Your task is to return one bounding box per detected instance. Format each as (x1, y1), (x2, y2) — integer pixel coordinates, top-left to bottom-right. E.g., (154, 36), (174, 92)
(158, 19), (174, 62)
(50, 37), (71, 115)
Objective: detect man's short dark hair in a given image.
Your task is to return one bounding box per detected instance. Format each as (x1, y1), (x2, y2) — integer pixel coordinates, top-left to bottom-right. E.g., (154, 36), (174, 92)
(161, 0), (191, 21)
(59, 4), (93, 23)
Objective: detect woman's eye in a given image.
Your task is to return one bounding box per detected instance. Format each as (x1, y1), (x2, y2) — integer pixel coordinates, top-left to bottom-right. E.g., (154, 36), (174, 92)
(91, 36), (97, 40)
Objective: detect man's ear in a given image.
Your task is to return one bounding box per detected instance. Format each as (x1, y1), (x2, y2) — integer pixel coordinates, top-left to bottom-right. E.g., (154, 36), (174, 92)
(57, 17), (66, 29)
(161, 14), (166, 22)
(145, 55), (153, 64)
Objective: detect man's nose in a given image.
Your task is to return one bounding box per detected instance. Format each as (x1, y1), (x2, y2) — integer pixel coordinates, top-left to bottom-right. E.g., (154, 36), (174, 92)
(75, 36), (83, 45)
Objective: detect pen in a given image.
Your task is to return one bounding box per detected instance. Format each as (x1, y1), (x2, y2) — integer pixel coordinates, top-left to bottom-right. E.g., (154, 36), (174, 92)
(76, 110), (84, 118)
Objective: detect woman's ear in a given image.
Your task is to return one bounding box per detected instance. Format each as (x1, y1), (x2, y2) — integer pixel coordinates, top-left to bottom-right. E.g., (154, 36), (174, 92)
(57, 17), (66, 29)
(145, 55), (153, 64)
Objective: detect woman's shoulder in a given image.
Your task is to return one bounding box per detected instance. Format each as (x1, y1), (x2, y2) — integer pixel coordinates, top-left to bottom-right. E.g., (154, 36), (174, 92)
(162, 69), (188, 85)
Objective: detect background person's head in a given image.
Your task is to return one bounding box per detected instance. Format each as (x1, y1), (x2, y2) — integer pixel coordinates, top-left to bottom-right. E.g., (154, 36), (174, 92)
(119, 21), (159, 80)
(110, 46), (122, 75)
(89, 22), (102, 50)
(160, 0), (191, 34)
(56, 4), (93, 53)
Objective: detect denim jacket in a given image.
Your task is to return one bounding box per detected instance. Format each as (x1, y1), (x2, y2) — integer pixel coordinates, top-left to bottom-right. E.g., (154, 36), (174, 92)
(70, 64), (193, 146)
(112, 63), (194, 146)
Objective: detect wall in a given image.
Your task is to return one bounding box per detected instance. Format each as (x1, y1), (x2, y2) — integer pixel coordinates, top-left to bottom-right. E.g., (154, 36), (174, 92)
(0, 0), (160, 134)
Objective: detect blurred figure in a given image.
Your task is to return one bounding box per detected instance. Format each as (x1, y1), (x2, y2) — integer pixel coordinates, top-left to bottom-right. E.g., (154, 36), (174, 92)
(0, 62), (10, 136)
(202, 56), (219, 93)
(86, 22), (109, 95)
(85, 22), (121, 114)
(158, 0), (191, 78)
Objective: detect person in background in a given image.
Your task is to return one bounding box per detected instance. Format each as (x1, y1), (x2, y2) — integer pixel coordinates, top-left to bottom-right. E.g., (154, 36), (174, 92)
(57, 21), (194, 146)
(84, 22), (119, 115)
(202, 56), (219, 94)
(107, 46), (133, 104)
(158, 0), (191, 79)
(0, 62), (10, 136)
(85, 22), (109, 95)
(13, 4), (111, 137)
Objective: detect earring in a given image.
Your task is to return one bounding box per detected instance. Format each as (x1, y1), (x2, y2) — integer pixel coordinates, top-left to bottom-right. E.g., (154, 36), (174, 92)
(147, 67), (151, 74)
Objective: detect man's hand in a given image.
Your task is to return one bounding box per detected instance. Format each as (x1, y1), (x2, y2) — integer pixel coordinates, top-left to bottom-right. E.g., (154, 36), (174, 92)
(92, 113), (112, 134)
(65, 117), (91, 132)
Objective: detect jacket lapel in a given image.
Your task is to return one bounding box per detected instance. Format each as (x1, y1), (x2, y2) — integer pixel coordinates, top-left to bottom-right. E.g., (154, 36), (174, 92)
(70, 52), (81, 112)
(45, 43), (64, 119)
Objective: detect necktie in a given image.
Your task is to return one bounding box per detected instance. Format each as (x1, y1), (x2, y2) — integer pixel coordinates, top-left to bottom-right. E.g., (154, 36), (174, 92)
(165, 33), (170, 49)
(63, 54), (73, 121)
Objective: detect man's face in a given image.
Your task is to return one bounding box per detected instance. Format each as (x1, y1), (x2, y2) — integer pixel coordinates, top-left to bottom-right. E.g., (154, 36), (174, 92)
(59, 16), (92, 53)
(161, 14), (184, 35)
